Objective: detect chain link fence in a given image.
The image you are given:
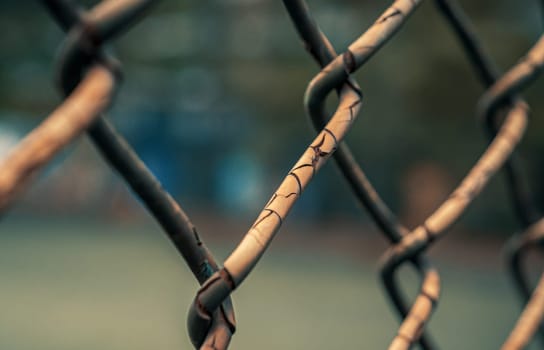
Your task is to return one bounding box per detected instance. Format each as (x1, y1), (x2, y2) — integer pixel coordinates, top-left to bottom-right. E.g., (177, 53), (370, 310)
(0, 0), (543, 349)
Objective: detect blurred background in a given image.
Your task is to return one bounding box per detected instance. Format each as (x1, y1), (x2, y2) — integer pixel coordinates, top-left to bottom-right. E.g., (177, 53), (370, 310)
(0, 0), (543, 349)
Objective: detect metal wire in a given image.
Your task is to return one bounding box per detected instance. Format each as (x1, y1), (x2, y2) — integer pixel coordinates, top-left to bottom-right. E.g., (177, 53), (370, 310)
(0, 1), (542, 349)
(41, 1), (236, 348)
(187, 1), (426, 348)
(504, 219), (544, 349)
(434, 0), (544, 344)
(282, 1), (438, 348)
(380, 28), (544, 350)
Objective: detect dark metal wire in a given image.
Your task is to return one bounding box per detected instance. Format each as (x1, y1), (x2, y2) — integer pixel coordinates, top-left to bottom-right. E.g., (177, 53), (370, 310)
(40, 1), (236, 349)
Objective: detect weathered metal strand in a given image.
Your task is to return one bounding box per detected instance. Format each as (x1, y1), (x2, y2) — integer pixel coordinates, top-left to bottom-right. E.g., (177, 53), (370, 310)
(41, 1), (236, 348)
(380, 99), (530, 277)
(388, 264), (440, 350)
(295, 0), (442, 347)
(88, 118), (218, 283)
(380, 35), (544, 269)
(88, 118), (236, 349)
(282, 1), (438, 348)
(380, 34), (544, 348)
(44, 0), (217, 283)
(435, 0), (539, 228)
(435, 0), (544, 344)
(282, 0), (404, 242)
(187, 0), (423, 347)
(502, 273), (544, 350)
(506, 219), (544, 303)
(504, 219), (544, 348)
(0, 65), (116, 212)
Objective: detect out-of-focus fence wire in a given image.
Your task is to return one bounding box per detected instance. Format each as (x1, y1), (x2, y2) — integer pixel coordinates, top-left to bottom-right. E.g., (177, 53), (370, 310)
(504, 219), (544, 349)
(435, 0), (544, 347)
(0, 0), (542, 349)
(380, 11), (544, 350)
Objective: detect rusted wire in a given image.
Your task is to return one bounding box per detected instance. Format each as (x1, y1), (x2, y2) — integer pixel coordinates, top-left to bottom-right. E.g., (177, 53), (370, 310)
(40, 1), (236, 348)
(187, 0), (424, 348)
(282, 0), (438, 348)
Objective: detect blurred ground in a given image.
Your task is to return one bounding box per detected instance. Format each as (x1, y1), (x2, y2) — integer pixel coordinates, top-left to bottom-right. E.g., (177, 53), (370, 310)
(0, 214), (540, 349)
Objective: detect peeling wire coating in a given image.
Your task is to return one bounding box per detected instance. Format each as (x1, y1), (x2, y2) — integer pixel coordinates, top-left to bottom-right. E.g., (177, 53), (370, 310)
(187, 0), (426, 348)
(282, 0), (438, 348)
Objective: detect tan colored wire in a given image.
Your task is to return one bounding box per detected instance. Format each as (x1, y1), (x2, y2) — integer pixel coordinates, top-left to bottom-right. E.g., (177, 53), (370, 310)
(502, 273), (544, 350)
(0, 65), (116, 212)
(382, 33), (544, 349)
(381, 34), (544, 275)
(502, 218), (544, 350)
(187, 0), (423, 347)
(388, 266), (440, 350)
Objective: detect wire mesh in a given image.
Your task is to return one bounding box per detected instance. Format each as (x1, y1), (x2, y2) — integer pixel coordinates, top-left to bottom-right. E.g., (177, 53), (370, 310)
(0, 0), (543, 349)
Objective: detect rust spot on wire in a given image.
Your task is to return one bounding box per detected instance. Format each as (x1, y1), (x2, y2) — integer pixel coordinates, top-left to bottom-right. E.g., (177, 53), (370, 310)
(343, 49), (357, 74)
(219, 268), (236, 291)
(377, 7), (403, 23)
